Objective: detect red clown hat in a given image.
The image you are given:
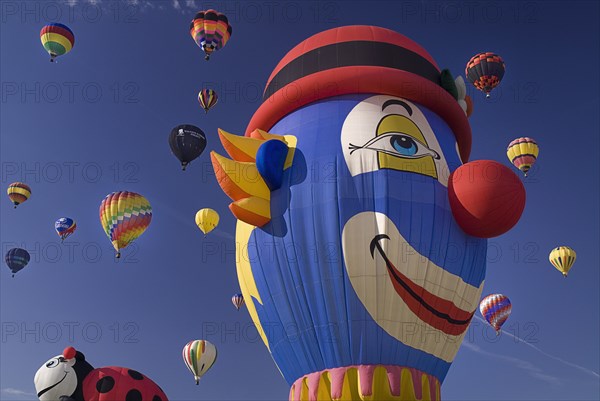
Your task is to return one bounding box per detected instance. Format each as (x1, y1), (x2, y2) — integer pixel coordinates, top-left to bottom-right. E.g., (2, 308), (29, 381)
(246, 25), (472, 162)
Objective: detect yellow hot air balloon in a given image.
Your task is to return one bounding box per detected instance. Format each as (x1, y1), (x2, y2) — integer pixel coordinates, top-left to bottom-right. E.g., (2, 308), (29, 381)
(549, 246), (576, 277)
(507, 137), (539, 176)
(195, 208), (219, 235)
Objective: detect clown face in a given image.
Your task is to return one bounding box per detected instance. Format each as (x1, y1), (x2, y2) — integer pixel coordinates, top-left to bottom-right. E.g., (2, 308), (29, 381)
(34, 354), (78, 401)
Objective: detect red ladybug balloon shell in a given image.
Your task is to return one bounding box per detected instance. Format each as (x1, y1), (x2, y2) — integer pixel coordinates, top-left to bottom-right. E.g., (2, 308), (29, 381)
(83, 367), (168, 401)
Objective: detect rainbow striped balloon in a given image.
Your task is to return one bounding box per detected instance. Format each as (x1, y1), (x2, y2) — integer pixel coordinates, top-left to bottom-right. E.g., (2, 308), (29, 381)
(40, 23), (74, 62)
(507, 137), (539, 176)
(189, 9), (232, 60)
(198, 89), (218, 113)
(182, 340), (217, 385)
(99, 191), (152, 258)
(479, 294), (512, 335)
(7, 182), (31, 208)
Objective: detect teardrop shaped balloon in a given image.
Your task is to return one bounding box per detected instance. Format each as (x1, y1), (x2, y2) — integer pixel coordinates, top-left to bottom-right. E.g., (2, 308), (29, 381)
(195, 208), (219, 235)
(7, 182), (31, 208)
(549, 246), (576, 277)
(182, 340), (217, 384)
(198, 89), (218, 113)
(55, 217), (77, 242)
(507, 137), (539, 177)
(5, 248), (30, 278)
(169, 125), (207, 171)
(231, 293), (244, 310)
(190, 10), (232, 60)
(40, 23), (74, 62)
(465, 52), (505, 98)
(479, 294), (512, 335)
(99, 191), (152, 258)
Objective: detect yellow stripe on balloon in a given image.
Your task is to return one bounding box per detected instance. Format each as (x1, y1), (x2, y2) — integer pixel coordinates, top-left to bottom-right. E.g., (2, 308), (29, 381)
(41, 33), (73, 52)
(235, 220), (269, 350)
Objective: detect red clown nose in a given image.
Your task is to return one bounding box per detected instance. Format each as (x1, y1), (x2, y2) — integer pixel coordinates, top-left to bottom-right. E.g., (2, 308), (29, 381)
(448, 160), (526, 238)
(63, 346), (76, 360)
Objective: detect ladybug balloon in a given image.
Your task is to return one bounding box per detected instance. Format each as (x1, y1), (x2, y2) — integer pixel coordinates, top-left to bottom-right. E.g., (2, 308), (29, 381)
(34, 346), (168, 401)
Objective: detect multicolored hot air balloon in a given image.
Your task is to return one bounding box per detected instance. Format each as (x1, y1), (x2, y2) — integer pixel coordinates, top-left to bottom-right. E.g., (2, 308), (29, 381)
(189, 10), (232, 60)
(34, 346), (169, 401)
(549, 246), (576, 277)
(40, 23), (74, 62)
(182, 340), (217, 385)
(479, 294), (512, 335)
(99, 191), (152, 258)
(195, 208), (219, 235)
(198, 89), (218, 113)
(231, 293), (244, 310)
(507, 137), (539, 177)
(55, 217), (77, 242)
(169, 125), (207, 171)
(210, 26), (525, 401)
(466, 52), (505, 98)
(5, 248), (30, 278)
(7, 182), (31, 208)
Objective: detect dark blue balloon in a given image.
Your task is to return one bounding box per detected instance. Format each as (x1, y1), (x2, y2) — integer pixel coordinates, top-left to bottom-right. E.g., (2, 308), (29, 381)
(5, 248), (30, 277)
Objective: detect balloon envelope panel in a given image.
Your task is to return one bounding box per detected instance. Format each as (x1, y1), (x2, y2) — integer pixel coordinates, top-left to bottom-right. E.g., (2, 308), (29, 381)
(239, 94), (487, 385)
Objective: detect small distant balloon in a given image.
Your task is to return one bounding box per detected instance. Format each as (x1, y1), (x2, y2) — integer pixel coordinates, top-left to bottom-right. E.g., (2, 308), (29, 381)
(55, 217), (77, 242)
(5, 248), (30, 278)
(190, 10), (232, 60)
(465, 52), (505, 98)
(99, 191), (152, 258)
(480, 294), (512, 335)
(182, 340), (217, 385)
(169, 125), (207, 171)
(40, 23), (74, 62)
(232, 293), (244, 310)
(198, 89), (218, 113)
(195, 208), (219, 235)
(549, 246), (576, 277)
(507, 137), (539, 177)
(7, 182), (31, 208)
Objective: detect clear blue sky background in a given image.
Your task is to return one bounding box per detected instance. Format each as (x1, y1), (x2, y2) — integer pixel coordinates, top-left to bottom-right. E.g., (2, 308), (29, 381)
(1, 1), (599, 400)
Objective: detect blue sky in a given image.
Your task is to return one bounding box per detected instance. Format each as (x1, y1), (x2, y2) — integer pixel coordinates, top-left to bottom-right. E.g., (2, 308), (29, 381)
(1, 1), (598, 400)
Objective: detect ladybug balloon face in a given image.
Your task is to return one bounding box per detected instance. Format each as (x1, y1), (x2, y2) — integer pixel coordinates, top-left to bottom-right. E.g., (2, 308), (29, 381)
(34, 354), (79, 401)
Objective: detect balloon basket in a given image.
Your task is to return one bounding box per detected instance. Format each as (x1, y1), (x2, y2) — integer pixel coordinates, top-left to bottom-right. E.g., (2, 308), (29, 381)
(289, 365), (440, 401)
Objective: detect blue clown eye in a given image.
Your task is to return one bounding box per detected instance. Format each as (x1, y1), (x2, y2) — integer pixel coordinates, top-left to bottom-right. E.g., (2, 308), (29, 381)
(390, 135), (418, 156)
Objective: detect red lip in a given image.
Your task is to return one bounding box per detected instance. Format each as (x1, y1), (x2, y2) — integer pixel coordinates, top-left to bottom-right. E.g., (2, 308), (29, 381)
(370, 234), (474, 336)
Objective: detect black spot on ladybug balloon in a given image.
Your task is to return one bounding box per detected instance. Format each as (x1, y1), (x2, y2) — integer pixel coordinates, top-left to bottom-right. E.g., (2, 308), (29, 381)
(34, 347), (168, 401)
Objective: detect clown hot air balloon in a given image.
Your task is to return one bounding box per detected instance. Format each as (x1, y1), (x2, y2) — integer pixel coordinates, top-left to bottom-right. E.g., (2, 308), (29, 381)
(466, 52), (505, 98)
(195, 208), (219, 235)
(479, 294), (512, 335)
(189, 10), (232, 60)
(198, 89), (218, 113)
(169, 125), (207, 171)
(40, 23), (74, 62)
(211, 26), (525, 401)
(99, 191), (152, 258)
(5, 248), (30, 278)
(549, 246), (576, 277)
(55, 217), (77, 242)
(507, 137), (539, 177)
(182, 340), (217, 385)
(7, 182), (31, 208)
(231, 293), (244, 310)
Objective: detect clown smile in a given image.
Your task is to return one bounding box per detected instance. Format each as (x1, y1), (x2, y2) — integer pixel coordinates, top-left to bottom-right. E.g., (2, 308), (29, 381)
(369, 234), (474, 336)
(342, 212), (484, 362)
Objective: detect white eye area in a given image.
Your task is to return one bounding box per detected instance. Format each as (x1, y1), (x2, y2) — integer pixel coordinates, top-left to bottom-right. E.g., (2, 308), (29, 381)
(350, 133), (440, 160)
(46, 358), (61, 368)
